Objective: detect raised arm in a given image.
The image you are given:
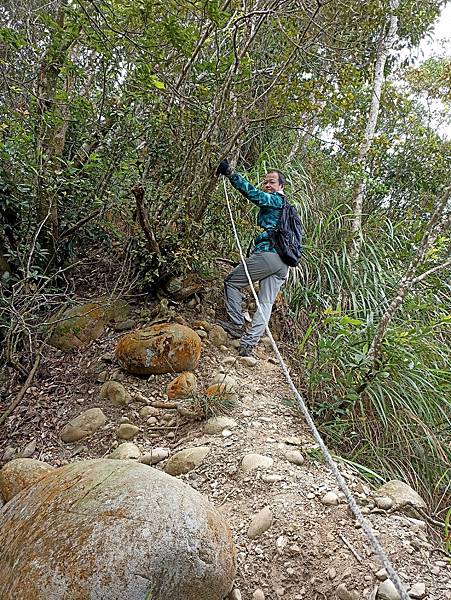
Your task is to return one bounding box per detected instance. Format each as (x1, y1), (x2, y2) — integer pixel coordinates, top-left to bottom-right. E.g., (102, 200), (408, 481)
(229, 172), (283, 208)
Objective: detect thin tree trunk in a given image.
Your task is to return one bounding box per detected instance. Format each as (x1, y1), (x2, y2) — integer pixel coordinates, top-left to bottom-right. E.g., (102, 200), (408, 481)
(35, 1), (78, 259)
(368, 188), (450, 365)
(132, 184), (161, 255)
(350, 0), (399, 259)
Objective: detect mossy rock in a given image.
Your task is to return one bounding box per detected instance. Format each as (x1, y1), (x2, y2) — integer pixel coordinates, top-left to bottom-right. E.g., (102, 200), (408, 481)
(0, 459), (236, 600)
(49, 299), (131, 351)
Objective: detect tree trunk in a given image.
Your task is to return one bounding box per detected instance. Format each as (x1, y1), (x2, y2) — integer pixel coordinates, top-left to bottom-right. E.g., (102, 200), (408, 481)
(34, 1), (77, 261)
(350, 0), (399, 260)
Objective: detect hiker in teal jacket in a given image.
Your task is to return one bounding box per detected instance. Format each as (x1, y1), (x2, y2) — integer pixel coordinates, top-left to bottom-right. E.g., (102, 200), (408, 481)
(216, 159), (288, 357)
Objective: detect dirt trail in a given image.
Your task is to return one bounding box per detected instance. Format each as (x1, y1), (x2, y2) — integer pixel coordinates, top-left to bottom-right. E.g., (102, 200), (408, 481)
(1, 307), (450, 600)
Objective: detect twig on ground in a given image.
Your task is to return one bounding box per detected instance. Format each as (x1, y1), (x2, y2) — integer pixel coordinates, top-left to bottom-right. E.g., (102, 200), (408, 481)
(338, 533), (363, 562)
(0, 351), (42, 427)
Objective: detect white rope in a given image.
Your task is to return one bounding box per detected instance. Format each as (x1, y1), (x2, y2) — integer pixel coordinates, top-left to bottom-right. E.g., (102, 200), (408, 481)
(223, 179), (410, 600)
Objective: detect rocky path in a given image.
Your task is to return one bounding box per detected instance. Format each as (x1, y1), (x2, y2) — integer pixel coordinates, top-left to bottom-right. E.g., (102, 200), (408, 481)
(175, 342), (450, 600)
(1, 310), (450, 600)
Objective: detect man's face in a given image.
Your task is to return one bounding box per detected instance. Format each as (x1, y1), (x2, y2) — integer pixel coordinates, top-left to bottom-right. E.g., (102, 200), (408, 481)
(263, 171), (284, 193)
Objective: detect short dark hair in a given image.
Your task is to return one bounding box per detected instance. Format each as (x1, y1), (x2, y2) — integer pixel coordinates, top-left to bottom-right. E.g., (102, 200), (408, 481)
(267, 169), (286, 186)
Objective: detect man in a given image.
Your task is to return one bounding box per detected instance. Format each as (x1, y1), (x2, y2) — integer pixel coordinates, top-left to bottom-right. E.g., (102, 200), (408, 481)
(216, 159), (289, 357)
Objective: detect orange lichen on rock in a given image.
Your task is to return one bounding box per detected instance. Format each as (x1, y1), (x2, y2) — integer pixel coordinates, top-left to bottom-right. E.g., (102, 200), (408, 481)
(0, 459), (236, 600)
(167, 372), (197, 400)
(206, 383), (235, 401)
(116, 323), (202, 375)
(0, 458), (55, 502)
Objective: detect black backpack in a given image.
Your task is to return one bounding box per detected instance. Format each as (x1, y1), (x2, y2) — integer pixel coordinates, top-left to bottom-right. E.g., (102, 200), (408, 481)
(270, 197), (303, 267)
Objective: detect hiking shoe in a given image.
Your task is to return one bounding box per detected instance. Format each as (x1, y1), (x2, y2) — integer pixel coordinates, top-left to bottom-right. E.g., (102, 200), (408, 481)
(216, 319), (244, 339)
(239, 343), (255, 357)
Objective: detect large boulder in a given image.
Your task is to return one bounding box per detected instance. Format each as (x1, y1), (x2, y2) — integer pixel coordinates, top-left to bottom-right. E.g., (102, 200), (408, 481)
(0, 459), (236, 600)
(116, 323), (202, 375)
(49, 299), (130, 351)
(0, 458), (55, 502)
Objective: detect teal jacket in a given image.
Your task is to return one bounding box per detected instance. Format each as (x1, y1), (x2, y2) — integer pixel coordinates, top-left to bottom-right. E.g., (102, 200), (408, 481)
(229, 172), (283, 253)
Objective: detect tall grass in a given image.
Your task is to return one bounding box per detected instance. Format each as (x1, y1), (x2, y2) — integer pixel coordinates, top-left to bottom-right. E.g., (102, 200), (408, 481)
(244, 143), (450, 513)
(212, 143), (450, 512)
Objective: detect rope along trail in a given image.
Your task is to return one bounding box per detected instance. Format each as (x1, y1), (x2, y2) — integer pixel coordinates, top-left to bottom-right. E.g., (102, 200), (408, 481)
(223, 179), (410, 600)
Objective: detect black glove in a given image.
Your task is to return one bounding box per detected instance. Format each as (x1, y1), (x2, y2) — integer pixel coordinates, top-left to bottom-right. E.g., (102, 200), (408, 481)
(216, 158), (232, 177)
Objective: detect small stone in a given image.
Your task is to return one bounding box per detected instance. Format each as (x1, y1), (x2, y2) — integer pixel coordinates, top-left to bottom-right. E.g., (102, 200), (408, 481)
(113, 319), (136, 332)
(209, 373), (237, 390)
(195, 329), (208, 338)
(204, 416), (237, 435)
(139, 406), (159, 419)
(107, 442), (141, 460)
(375, 496), (393, 510)
(408, 518), (426, 532)
(306, 492), (315, 499)
(100, 381), (131, 406)
(409, 583), (426, 599)
(375, 569), (388, 581)
(374, 480), (426, 512)
(253, 590), (265, 600)
(284, 436), (303, 446)
(228, 589), (242, 600)
(222, 356), (236, 365)
(247, 506), (273, 539)
(96, 370), (109, 382)
(262, 473), (284, 483)
(377, 580), (401, 600)
(20, 439), (37, 458)
(165, 447), (210, 476)
(140, 448), (170, 465)
(60, 408), (106, 443)
(321, 491), (339, 506)
(241, 453), (273, 472)
(222, 429), (233, 437)
(116, 423), (139, 440)
(328, 567), (337, 580)
(336, 583), (359, 600)
(243, 410), (253, 417)
(166, 371), (197, 400)
(239, 356), (258, 367)
(209, 325), (228, 347)
(284, 450), (305, 466)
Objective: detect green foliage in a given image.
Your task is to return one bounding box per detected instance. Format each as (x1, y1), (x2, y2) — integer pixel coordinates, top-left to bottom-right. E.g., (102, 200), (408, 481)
(1, 0), (449, 513)
(280, 139), (450, 509)
(445, 506), (451, 555)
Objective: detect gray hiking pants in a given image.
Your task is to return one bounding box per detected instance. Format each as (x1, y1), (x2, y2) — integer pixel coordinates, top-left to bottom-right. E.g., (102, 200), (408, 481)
(224, 252), (288, 347)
